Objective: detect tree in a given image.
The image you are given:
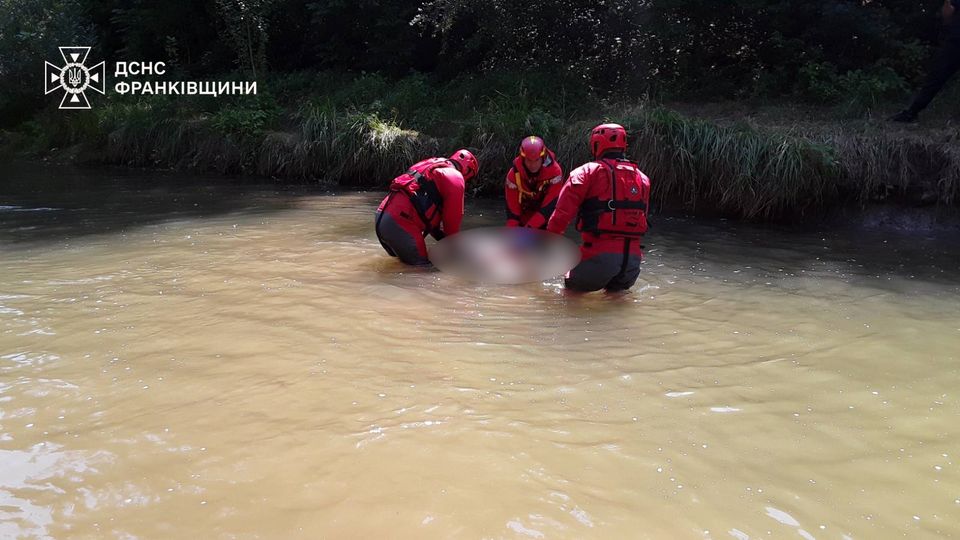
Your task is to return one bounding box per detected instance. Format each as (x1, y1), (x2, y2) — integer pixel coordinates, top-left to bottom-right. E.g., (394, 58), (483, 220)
(216, 0), (273, 78)
(109, 0), (226, 74)
(0, 0), (96, 126)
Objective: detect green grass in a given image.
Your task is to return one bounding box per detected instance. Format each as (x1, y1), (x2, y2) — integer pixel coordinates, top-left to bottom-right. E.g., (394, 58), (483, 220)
(5, 70), (960, 221)
(617, 108), (841, 219)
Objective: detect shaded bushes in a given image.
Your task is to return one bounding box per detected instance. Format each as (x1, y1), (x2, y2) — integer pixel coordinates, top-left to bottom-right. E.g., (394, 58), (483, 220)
(7, 71), (960, 222)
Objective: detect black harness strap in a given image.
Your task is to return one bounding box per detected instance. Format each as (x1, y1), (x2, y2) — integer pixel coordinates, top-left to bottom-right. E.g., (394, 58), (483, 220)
(596, 229), (645, 237)
(609, 200), (648, 210)
(537, 198), (558, 221)
(598, 159), (618, 225)
(581, 199), (647, 212)
(401, 170), (444, 239)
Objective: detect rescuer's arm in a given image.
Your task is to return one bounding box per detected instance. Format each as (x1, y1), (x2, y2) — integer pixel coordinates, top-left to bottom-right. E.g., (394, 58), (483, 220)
(505, 169), (523, 227)
(524, 172), (563, 230)
(437, 169), (466, 236)
(546, 166), (590, 235)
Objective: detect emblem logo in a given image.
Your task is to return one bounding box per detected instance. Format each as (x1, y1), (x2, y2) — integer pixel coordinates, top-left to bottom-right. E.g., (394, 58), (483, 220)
(44, 47), (105, 109)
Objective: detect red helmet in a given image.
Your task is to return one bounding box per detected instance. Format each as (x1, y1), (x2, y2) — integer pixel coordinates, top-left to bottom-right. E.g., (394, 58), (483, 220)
(519, 136), (546, 161)
(449, 148), (479, 181)
(590, 123), (627, 158)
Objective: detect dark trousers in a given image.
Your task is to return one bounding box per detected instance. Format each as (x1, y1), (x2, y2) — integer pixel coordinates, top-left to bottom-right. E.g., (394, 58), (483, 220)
(374, 211), (430, 266)
(909, 40), (960, 114)
(565, 252), (642, 292)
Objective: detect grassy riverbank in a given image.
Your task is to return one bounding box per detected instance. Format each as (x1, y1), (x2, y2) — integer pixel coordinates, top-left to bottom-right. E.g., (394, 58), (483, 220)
(3, 71), (960, 221)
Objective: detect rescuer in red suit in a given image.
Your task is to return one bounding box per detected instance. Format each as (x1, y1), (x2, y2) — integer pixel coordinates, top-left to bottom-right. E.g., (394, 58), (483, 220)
(504, 136), (563, 229)
(546, 124), (651, 292)
(375, 149), (479, 266)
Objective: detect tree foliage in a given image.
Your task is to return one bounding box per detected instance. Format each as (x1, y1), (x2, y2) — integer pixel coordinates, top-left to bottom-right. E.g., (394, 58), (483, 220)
(0, 0), (96, 124)
(0, 0), (950, 126)
(414, 0), (937, 100)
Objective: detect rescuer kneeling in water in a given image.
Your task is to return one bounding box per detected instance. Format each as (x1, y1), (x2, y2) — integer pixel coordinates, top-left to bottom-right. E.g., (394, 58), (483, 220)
(546, 124), (651, 292)
(375, 149), (479, 265)
(504, 136), (564, 229)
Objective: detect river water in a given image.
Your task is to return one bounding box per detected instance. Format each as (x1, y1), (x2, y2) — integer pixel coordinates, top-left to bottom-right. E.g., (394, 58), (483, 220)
(1, 164), (959, 539)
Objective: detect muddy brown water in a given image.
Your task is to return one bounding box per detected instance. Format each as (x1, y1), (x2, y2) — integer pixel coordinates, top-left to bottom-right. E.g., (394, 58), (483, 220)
(1, 164), (959, 538)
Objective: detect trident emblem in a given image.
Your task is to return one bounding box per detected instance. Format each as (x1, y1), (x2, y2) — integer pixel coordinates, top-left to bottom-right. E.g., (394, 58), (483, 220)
(44, 46), (105, 110)
(68, 67), (83, 88)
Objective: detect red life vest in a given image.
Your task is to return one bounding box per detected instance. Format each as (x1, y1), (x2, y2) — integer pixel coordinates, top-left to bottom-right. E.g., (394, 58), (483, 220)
(577, 158), (650, 238)
(389, 157), (452, 234)
(510, 151), (562, 214)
